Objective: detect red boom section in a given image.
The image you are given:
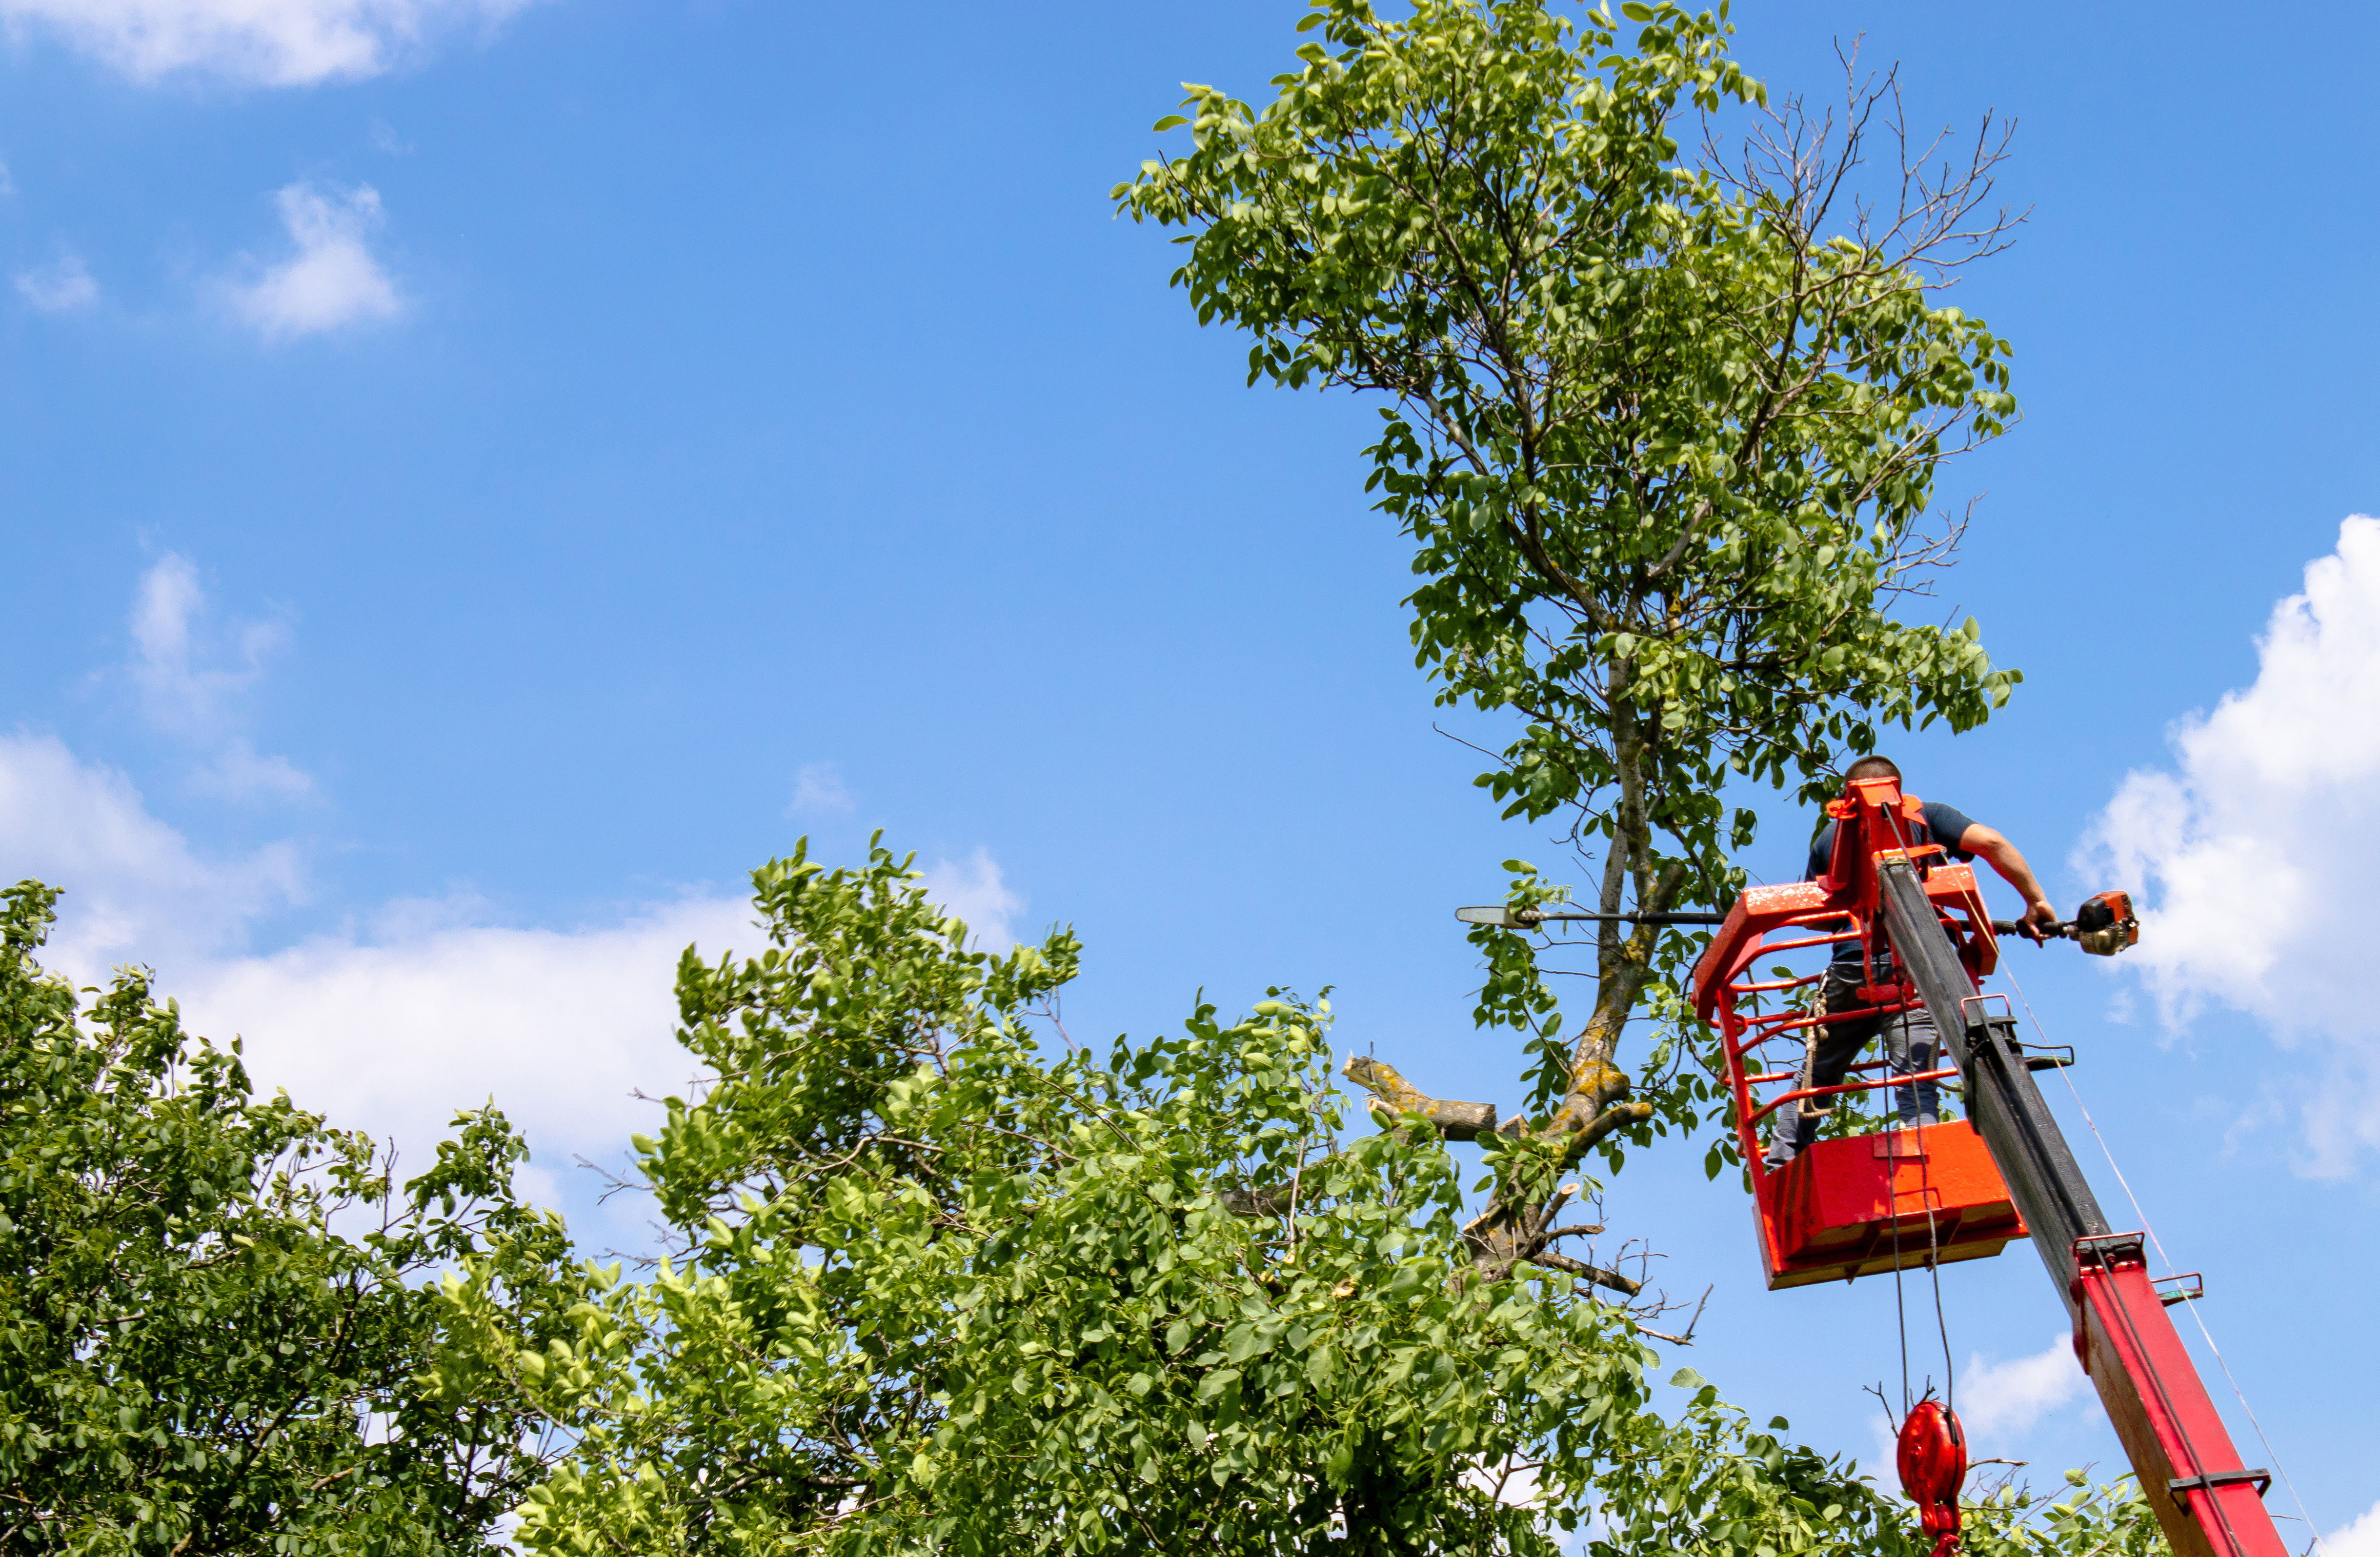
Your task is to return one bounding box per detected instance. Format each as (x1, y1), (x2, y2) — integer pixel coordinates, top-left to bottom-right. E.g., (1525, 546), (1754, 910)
(2070, 1238), (2285, 1557)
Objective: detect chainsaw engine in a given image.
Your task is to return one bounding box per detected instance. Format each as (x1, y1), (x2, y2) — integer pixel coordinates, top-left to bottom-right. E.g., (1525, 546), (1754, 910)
(2071, 890), (2138, 957)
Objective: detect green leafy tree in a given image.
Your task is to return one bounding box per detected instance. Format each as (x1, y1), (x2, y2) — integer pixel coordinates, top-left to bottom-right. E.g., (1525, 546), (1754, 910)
(448, 841), (1790, 1554)
(0, 881), (571, 1554)
(1116, 0), (2023, 1268)
(450, 841), (2161, 1556)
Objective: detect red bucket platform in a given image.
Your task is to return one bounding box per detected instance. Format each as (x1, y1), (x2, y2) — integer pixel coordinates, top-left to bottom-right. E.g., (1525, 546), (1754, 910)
(1690, 799), (2033, 1293)
(1757, 1120), (2025, 1289)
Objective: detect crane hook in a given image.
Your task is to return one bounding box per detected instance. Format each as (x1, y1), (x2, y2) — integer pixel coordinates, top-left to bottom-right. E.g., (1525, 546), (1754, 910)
(1897, 1398), (1967, 1557)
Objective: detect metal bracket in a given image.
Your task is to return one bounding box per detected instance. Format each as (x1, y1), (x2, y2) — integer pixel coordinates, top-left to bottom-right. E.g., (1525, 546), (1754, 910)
(2154, 1272), (2204, 1307)
(2169, 1468), (2271, 1499)
(2074, 1230), (2147, 1254)
(1957, 992), (2019, 1047)
(2072, 1230), (2149, 1273)
(1954, 993), (2025, 1081)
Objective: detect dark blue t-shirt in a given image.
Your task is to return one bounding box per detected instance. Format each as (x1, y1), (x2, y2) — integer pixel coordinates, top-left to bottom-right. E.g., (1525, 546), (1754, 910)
(1809, 799), (1977, 975)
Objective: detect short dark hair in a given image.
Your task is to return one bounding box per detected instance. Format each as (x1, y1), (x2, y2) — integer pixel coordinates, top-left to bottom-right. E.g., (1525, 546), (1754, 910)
(1845, 754), (1901, 783)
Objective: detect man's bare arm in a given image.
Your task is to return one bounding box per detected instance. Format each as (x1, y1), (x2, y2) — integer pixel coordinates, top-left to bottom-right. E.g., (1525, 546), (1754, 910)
(1957, 823), (2060, 939)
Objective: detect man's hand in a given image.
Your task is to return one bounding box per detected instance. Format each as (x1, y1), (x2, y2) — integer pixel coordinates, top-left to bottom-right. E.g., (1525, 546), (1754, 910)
(2017, 898), (2060, 945)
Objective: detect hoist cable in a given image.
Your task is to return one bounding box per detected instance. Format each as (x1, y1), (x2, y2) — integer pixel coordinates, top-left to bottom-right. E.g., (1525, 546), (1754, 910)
(1924, 1127), (1954, 1418)
(1997, 961), (2324, 1555)
(1873, 801), (1933, 1418)
(1893, 1161), (1911, 1416)
(1884, 1014), (1957, 1421)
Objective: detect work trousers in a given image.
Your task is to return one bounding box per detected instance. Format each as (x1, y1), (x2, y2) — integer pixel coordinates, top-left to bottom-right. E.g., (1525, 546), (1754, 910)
(1764, 972), (1941, 1168)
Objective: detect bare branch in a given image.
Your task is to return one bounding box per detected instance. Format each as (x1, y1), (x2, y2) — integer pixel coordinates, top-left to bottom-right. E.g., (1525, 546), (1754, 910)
(1633, 1284), (1713, 1346)
(1524, 1248), (1643, 1297)
(1342, 1055), (1500, 1140)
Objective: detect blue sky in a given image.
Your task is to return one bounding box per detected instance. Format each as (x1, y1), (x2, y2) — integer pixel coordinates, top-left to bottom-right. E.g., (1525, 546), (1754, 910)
(3, 0), (2376, 1541)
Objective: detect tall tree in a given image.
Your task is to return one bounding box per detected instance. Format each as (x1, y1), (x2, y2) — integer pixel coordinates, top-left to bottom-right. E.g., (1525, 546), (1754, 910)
(1116, 0), (2022, 1272)
(0, 881), (570, 1554)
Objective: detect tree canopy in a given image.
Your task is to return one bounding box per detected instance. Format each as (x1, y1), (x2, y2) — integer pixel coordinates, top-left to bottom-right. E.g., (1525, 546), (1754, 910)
(435, 840), (2161, 1556)
(2, 841), (2161, 1553)
(1118, 0), (2026, 1269)
(0, 882), (571, 1554)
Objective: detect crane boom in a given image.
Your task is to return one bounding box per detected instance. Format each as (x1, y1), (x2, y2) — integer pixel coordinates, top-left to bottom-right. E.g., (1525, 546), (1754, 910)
(1876, 853), (2286, 1557)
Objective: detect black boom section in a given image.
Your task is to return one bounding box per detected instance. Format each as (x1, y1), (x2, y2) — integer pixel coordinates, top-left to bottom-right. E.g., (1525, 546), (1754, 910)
(1876, 858), (2111, 1315)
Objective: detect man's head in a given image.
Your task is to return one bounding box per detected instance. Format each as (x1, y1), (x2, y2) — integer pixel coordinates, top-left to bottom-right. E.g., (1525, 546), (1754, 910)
(1844, 754), (1901, 786)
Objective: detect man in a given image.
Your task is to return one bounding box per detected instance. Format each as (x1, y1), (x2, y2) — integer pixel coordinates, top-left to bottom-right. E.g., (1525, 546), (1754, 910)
(1765, 754), (2059, 1168)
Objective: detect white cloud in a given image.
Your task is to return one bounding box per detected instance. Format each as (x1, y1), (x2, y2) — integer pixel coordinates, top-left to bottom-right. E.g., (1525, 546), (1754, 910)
(16, 253), (97, 312)
(189, 736), (315, 802)
(2084, 516), (2380, 1173)
(0, 0), (535, 87)
(922, 848), (1024, 951)
(174, 895), (762, 1177)
(5, 552), (1048, 1226)
(1957, 1334), (2088, 1442)
(0, 732), (304, 975)
(0, 731), (754, 1173)
(124, 554), (313, 801)
(9, 561), (1036, 1203)
(787, 761), (855, 817)
(2329, 1497), (2380, 1557)
(2, 720), (1030, 1207)
(131, 553), (286, 733)
(228, 182), (401, 341)
(184, 855), (1026, 1181)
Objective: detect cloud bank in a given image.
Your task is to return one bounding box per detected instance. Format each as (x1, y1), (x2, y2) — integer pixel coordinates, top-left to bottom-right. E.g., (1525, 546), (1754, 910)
(2085, 516), (2380, 1173)
(0, 555), (1036, 1218)
(921, 847), (1024, 951)
(0, 732), (306, 975)
(3, 728), (1028, 1191)
(4, 557), (1031, 1189)
(229, 182), (402, 341)
(173, 896), (763, 1186)
(0, 0), (535, 87)
(0, 730), (741, 1192)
